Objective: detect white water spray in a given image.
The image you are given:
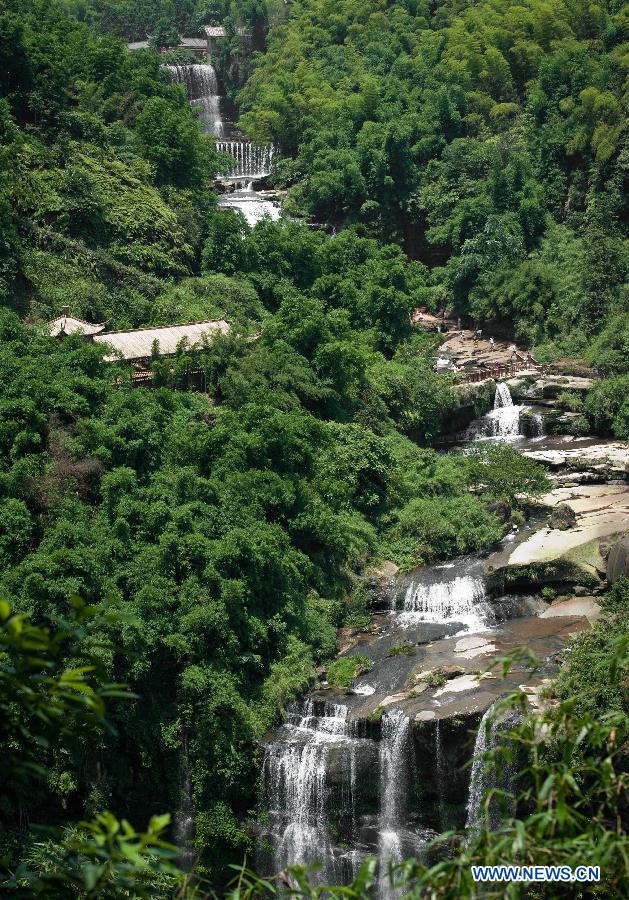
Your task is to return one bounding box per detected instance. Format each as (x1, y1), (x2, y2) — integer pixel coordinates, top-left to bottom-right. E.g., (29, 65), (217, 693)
(378, 709), (412, 898)
(466, 382), (526, 441)
(165, 64), (223, 136)
(215, 140), (275, 178)
(466, 703), (520, 835)
(465, 705), (496, 833)
(400, 574), (492, 631)
(260, 700), (368, 883)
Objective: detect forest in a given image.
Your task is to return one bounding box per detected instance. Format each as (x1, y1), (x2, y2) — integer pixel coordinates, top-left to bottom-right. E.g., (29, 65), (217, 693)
(0, 0), (627, 898)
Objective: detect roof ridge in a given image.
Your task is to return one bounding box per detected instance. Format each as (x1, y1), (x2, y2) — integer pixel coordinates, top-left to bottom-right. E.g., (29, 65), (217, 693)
(48, 314), (106, 326)
(96, 318), (229, 337)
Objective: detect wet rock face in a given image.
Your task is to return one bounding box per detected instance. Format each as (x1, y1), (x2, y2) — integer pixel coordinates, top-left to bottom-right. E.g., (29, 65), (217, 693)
(485, 500), (511, 523)
(364, 561), (399, 609)
(412, 716), (478, 831)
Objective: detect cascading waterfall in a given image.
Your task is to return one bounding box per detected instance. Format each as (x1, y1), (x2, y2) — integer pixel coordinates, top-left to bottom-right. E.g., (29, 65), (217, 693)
(259, 542), (515, 884)
(165, 63), (280, 223)
(466, 382), (529, 441)
(215, 140), (275, 178)
(531, 413), (545, 436)
(400, 574), (492, 631)
(259, 699), (369, 883)
(165, 64), (223, 136)
(494, 382), (513, 409)
(378, 709), (412, 898)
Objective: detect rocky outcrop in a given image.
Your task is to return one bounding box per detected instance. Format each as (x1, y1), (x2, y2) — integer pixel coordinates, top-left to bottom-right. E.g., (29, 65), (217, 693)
(549, 502), (577, 530)
(607, 536), (629, 583)
(446, 381), (495, 435)
(364, 561), (399, 609)
(487, 482), (629, 593)
(522, 440), (628, 481)
(508, 375), (594, 405)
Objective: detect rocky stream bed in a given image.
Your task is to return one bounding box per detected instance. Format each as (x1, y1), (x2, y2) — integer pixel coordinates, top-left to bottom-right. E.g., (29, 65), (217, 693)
(255, 377), (629, 891)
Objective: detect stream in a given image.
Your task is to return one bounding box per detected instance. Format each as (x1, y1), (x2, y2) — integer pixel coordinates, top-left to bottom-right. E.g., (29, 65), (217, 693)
(255, 383), (618, 890)
(166, 64), (280, 225)
(162, 65), (624, 889)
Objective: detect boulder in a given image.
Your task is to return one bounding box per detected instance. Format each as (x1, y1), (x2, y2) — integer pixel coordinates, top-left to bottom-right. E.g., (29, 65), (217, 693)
(607, 536), (629, 583)
(549, 503), (576, 530)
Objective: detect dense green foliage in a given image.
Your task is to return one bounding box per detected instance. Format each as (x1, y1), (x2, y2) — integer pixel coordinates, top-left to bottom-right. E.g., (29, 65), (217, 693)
(0, 0), (551, 880)
(0, 306), (529, 875)
(0, 601), (186, 898)
(1, 0), (626, 893)
(554, 576), (629, 716)
(240, 0), (628, 357)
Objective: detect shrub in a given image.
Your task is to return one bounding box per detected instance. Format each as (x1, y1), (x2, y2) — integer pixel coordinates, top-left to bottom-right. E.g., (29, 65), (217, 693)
(585, 375), (629, 438)
(387, 643), (415, 657)
(326, 655), (373, 688)
(555, 390), (584, 412)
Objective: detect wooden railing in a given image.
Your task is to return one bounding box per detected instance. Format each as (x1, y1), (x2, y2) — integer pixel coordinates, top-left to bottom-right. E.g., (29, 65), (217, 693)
(454, 360), (540, 385)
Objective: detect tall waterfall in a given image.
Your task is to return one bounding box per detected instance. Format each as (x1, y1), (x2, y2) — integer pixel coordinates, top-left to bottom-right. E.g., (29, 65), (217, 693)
(465, 705), (496, 833)
(401, 573), (492, 632)
(165, 64), (223, 136)
(378, 709), (412, 898)
(259, 699), (371, 884)
(466, 703), (520, 835)
(216, 140), (275, 178)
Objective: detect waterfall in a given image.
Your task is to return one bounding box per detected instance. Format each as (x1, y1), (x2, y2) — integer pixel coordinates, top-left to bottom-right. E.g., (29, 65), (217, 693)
(401, 573), (492, 632)
(466, 382), (524, 441)
(434, 721), (446, 828)
(215, 140), (275, 178)
(378, 709), (412, 898)
(494, 382), (513, 409)
(259, 699), (370, 883)
(165, 64), (223, 136)
(465, 704), (520, 835)
(465, 705), (495, 834)
(528, 412), (545, 437)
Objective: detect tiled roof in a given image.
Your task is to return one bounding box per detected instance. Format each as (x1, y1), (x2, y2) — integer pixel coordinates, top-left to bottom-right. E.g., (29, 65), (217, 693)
(180, 37), (208, 48)
(48, 315), (106, 337)
(92, 320), (231, 361)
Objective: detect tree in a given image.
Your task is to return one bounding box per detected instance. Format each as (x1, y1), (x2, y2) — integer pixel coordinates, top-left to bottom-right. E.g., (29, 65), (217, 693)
(0, 600), (185, 897)
(134, 97), (213, 190)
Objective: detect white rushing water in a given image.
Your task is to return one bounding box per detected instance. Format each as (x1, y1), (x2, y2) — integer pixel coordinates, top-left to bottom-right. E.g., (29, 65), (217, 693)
(378, 709), (412, 898)
(261, 699), (368, 882)
(217, 180), (281, 226)
(465, 703), (520, 835)
(215, 141), (275, 178)
(467, 382), (528, 441)
(165, 64), (223, 136)
(400, 573), (492, 632)
(465, 704), (496, 833)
